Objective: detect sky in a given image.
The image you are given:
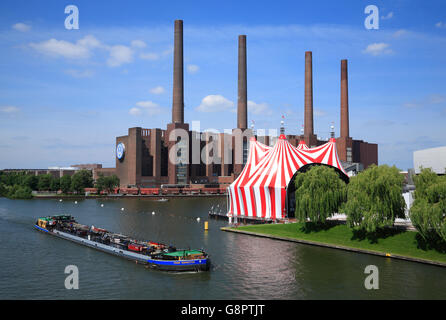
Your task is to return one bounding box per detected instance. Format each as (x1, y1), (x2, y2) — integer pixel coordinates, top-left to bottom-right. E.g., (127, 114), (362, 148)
(0, 0), (445, 170)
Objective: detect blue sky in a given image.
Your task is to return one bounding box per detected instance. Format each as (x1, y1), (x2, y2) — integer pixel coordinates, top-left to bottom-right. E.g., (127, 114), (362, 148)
(0, 0), (445, 170)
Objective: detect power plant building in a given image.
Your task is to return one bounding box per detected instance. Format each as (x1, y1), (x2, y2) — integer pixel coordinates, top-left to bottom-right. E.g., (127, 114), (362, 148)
(97, 20), (378, 188)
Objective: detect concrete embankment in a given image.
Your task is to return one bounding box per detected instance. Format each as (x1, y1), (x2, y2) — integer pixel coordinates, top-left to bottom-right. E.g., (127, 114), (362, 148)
(32, 194), (226, 199)
(221, 227), (446, 268)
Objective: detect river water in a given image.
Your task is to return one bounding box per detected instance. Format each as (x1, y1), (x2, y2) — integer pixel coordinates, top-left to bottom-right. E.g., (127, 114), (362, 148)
(0, 197), (445, 300)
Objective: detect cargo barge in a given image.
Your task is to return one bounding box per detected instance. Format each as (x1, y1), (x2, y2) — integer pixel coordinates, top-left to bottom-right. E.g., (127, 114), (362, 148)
(34, 215), (210, 272)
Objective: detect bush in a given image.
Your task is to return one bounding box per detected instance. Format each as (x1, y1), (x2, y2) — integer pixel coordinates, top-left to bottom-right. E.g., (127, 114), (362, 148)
(343, 165), (406, 233)
(9, 185), (33, 199)
(294, 165), (347, 226)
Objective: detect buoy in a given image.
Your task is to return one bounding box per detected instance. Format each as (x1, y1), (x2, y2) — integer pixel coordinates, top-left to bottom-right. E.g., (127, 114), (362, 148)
(59, 199), (62, 202)
(197, 217), (200, 222)
(101, 204), (104, 207)
(74, 201), (78, 204)
(152, 211), (155, 215)
(204, 221), (209, 230)
(121, 208), (124, 211)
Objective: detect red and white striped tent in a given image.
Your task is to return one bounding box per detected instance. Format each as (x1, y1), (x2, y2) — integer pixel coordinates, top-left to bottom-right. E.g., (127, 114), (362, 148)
(227, 134), (348, 220)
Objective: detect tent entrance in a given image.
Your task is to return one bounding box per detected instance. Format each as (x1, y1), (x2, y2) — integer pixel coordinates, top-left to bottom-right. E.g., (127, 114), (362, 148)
(285, 163), (349, 218)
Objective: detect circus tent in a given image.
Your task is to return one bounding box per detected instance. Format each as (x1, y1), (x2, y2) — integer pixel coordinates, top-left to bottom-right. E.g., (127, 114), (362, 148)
(227, 134), (348, 220)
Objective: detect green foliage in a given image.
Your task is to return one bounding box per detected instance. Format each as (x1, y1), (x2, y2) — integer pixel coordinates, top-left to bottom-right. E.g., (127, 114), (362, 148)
(343, 165), (406, 233)
(410, 168), (446, 244)
(95, 174), (120, 193)
(37, 174), (52, 191)
(294, 165), (347, 225)
(60, 175), (72, 194)
(7, 185), (33, 199)
(0, 183), (7, 197)
(50, 176), (60, 191)
(23, 175), (38, 190)
(0, 172), (36, 198)
(71, 170), (93, 194)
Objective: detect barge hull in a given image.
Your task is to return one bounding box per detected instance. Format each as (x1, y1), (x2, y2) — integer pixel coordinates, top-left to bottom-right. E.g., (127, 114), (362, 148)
(34, 225), (209, 271)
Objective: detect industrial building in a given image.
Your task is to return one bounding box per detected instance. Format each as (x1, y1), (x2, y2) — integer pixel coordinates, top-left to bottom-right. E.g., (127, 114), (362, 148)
(413, 146), (446, 174)
(96, 19), (378, 188)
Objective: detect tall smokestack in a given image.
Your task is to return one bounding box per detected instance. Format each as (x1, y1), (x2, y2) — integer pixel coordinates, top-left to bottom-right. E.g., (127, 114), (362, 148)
(340, 59), (349, 138)
(304, 51), (314, 136)
(237, 35), (247, 130)
(172, 20), (184, 124)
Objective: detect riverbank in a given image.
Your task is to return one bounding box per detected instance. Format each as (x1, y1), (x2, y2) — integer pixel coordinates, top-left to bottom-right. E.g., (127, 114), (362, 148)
(221, 222), (446, 267)
(30, 193), (226, 199)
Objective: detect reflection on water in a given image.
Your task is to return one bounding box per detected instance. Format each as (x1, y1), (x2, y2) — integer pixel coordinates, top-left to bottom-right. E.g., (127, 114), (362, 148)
(1, 197), (446, 299)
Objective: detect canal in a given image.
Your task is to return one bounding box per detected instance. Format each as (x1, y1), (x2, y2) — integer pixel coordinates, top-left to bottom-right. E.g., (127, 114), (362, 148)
(1, 197), (445, 299)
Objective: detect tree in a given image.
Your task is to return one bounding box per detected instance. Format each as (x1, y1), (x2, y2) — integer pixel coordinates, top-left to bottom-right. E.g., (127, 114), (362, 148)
(294, 165), (347, 225)
(60, 175), (72, 194)
(50, 176), (60, 191)
(0, 183), (7, 197)
(6, 185), (32, 199)
(95, 174), (120, 193)
(37, 174), (52, 191)
(410, 169), (446, 243)
(23, 174), (38, 190)
(343, 165), (406, 233)
(71, 170), (93, 194)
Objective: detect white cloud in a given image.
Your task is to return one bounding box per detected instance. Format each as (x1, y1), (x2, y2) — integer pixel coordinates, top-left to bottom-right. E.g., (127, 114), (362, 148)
(0, 106), (20, 113)
(107, 45), (133, 67)
(140, 52), (159, 60)
(130, 100), (165, 116)
(187, 64), (199, 74)
(12, 22), (31, 32)
(131, 40), (147, 48)
(196, 95), (235, 112)
(393, 29), (407, 38)
(77, 35), (102, 49)
(64, 69), (95, 78)
(403, 94), (446, 109)
(436, 22), (445, 28)
(362, 43), (393, 56)
(381, 12), (394, 20)
(29, 35), (102, 59)
(149, 86), (165, 95)
(247, 101), (271, 115)
(129, 107), (142, 116)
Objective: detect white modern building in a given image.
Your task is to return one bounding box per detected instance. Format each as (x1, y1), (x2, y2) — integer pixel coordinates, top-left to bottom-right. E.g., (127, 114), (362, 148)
(413, 146), (446, 174)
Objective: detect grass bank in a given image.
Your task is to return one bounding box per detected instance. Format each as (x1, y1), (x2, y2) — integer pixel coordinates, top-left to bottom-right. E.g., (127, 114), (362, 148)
(222, 222), (446, 266)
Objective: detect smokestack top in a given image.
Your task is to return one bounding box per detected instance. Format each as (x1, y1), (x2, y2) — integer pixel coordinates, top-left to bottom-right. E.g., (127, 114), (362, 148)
(237, 34), (247, 130)
(304, 50), (314, 136)
(172, 19), (184, 124)
(340, 59), (349, 138)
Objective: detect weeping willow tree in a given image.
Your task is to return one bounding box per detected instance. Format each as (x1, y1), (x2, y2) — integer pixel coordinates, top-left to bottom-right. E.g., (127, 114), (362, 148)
(294, 165), (347, 225)
(343, 164), (406, 233)
(410, 168), (446, 243)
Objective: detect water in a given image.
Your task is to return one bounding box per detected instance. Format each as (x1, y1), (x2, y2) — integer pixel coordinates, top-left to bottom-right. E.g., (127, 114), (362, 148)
(0, 197), (446, 300)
